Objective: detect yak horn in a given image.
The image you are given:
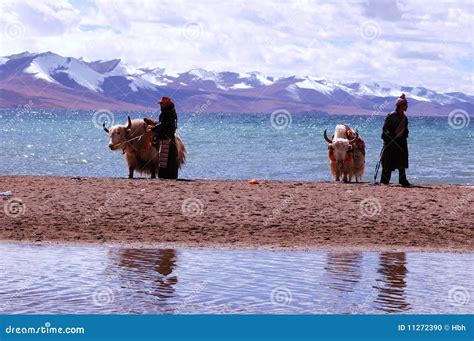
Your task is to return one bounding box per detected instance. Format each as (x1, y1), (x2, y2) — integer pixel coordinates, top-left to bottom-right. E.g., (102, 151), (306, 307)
(347, 130), (358, 143)
(102, 121), (109, 133)
(126, 116), (132, 129)
(323, 129), (332, 143)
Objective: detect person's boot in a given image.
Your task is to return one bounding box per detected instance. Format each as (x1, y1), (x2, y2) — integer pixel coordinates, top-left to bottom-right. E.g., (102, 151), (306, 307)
(380, 169), (391, 185)
(399, 169), (411, 187)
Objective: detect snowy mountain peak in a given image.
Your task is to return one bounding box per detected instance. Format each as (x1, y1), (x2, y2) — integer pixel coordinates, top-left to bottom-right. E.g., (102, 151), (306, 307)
(0, 51), (471, 115)
(86, 59), (122, 74)
(37, 51), (60, 57)
(22, 52), (105, 91)
(139, 67), (165, 75)
(6, 51), (37, 59)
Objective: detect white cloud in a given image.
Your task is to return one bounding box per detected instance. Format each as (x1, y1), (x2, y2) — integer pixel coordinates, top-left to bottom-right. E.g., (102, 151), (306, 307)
(0, 0), (472, 93)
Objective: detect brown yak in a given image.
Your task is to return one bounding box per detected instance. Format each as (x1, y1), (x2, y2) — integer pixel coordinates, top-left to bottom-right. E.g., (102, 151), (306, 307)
(323, 124), (365, 182)
(103, 116), (186, 179)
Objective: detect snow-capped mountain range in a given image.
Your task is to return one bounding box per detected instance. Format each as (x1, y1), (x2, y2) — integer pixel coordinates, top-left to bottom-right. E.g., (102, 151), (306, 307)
(0, 51), (472, 115)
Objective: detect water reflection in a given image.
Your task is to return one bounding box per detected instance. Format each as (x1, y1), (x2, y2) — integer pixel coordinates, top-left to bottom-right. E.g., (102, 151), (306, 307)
(112, 249), (178, 308)
(374, 252), (410, 313)
(324, 252), (362, 293)
(0, 243), (471, 314)
(324, 252), (411, 313)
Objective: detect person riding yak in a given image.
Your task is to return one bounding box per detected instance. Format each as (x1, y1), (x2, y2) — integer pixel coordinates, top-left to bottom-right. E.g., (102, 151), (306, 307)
(144, 97), (179, 179)
(380, 93), (411, 187)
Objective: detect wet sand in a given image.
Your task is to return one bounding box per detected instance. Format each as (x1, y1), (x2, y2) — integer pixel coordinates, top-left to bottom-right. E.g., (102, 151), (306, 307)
(0, 176), (473, 252)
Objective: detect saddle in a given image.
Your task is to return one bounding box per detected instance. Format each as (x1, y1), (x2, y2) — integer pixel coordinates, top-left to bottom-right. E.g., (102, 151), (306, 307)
(144, 117), (160, 146)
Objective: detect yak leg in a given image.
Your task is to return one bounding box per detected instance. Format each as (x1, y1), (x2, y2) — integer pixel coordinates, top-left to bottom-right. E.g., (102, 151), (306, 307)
(128, 167), (134, 179)
(343, 171), (348, 182)
(150, 165), (157, 179)
(335, 167), (341, 181)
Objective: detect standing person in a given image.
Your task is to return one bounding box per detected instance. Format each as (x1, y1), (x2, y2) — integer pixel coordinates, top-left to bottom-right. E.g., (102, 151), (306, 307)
(146, 96), (179, 179)
(380, 94), (411, 187)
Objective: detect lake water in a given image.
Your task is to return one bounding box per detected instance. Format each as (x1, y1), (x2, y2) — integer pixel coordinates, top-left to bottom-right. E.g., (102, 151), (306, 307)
(0, 243), (472, 314)
(0, 109), (472, 184)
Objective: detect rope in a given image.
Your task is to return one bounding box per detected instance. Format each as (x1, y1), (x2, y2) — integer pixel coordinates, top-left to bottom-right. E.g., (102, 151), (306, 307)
(111, 133), (146, 149)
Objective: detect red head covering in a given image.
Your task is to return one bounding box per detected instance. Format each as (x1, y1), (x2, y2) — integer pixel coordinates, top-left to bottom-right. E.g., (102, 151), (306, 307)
(158, 96), (175, 108)
(396, 93), (408, 107)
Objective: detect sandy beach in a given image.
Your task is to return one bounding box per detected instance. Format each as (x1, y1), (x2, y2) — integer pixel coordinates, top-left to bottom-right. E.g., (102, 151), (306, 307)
(0, 176), (472, 252)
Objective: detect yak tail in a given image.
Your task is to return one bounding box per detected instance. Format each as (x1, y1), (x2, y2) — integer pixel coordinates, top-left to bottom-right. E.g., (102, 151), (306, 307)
(175, 134), (187, 169)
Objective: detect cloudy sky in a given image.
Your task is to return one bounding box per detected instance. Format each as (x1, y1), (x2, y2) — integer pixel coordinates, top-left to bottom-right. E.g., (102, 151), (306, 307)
(0, 0), (473, 93)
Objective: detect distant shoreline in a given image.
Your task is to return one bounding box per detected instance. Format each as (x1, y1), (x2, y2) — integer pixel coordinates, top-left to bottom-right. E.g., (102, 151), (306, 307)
(1, 176), (472, 252)
(0, 107), (468, 117)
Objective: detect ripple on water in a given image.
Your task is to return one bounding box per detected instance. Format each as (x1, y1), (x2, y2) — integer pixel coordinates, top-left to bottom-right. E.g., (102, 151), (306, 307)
(0, 110), (473, 184)
(0, 243), (472, 314)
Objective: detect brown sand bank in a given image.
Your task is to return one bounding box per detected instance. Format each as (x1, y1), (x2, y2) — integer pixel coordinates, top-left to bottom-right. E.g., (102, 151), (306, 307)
(0, 176), (473, 252)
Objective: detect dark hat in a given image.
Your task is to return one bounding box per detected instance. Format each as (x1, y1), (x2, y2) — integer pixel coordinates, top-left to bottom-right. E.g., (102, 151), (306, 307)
(158, 96), (175, 109)
(396, 93), (408, 107)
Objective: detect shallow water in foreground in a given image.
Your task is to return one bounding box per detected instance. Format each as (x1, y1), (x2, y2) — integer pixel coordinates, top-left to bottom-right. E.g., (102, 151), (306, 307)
(0, 243), (472, 314)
